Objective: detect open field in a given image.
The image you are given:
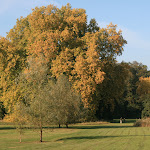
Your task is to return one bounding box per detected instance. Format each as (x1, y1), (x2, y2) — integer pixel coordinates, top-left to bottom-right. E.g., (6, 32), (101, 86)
(0, 120), (150, 150)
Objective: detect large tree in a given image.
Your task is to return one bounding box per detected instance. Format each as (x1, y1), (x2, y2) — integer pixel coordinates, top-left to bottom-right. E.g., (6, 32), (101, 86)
(0, 3), (126, 116)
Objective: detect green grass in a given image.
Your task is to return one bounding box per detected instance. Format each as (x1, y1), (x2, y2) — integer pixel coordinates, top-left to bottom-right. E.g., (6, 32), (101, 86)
(0, 120), (150, 150)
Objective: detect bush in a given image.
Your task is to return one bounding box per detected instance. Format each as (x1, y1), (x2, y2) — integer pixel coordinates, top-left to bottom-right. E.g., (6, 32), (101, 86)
(134, 118), (150, 127)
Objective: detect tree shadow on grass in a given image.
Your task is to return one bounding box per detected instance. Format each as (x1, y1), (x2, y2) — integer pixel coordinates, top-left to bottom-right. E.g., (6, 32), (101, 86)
(0, 126), (15, 130)
(57, 135), (114, 141)
(0, 124), (134, 130)
(57, 134), (150, 141)
(43, 124), (134, 130)
(69, 125), (134, 130)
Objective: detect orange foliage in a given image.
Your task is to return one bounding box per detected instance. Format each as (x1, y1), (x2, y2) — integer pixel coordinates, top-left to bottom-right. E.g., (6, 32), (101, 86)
(0, 3), (127, 113)
(137, 77), (150, 95)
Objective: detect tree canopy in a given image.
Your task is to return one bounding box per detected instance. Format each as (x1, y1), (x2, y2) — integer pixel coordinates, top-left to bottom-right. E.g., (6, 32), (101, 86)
(0, 3), (127, 115)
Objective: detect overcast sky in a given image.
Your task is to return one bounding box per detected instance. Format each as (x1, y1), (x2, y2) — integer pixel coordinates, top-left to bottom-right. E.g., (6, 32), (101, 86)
(1, 0), (150, 69)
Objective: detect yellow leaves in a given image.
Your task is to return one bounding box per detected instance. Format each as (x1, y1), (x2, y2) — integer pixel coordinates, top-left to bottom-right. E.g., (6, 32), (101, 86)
(107, 22), (117, 28)
(73, 34), (105, 108)
(137, 77), (150, 95)
(60, 27), (73, 42)
(2, 84), (19, 113)
(139, 77), (150, 82)
(51, 48), (74, 78)
(95, 70), (105, 84)
(28, 31), (60, 62)
(0, 3), (127, 114)
(4, 103), (29, 123)
(0, 38), (19, 74)
(106, 23), (127, 48)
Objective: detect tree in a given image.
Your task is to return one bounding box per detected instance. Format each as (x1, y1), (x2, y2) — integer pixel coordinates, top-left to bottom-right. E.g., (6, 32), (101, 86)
(11, 102), (28, 143)
(26, 88), (53, 142)
(95, 62), (130, 120)
(17, 56), (54, 142)
(1, 3), (126, 118)
(51, 23), (126, 113)
(142, 94), (150, 118)
(136, 76), (150, 118)
(51, 74), (81, 128)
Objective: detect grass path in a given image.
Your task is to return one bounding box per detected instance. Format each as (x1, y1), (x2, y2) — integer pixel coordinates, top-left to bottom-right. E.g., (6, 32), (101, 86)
(1, 121), (150, 150)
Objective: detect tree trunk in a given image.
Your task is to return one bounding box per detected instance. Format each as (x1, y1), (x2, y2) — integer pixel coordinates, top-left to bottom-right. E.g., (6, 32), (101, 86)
(59, 124), (61, 128)
(19, 133), (21, 143)
(40, 128), (42, 142)
(66, 123), (68, 128)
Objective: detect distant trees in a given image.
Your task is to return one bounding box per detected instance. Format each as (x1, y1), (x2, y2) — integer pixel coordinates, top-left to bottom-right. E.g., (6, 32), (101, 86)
(95, 62), (130, 120)
(94, 61), (150, 120)
(141, 94), (150, 118)
(136, 77), (150, 118)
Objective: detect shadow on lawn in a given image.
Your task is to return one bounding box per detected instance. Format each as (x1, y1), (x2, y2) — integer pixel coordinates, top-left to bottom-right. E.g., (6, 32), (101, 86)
(57, 135), (115, 141)
(69, 125), (134, 129)
(57, 134), (150, 141)
(0, 126), (15, 130)
(0, 125), (134, 130)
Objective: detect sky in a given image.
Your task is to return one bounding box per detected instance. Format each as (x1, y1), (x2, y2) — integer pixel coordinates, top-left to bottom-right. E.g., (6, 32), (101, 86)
(0, 0), (150, 69)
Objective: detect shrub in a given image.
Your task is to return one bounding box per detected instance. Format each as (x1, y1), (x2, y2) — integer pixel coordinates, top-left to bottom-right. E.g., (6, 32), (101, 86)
(134, 118), (150, 127)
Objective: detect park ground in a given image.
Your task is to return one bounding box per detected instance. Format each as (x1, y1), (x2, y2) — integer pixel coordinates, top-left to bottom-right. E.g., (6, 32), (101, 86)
(0, 119), (150, 150)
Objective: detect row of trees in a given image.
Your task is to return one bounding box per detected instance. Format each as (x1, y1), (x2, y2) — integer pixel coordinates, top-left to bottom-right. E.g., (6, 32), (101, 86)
(95, 61), (150, 120)
(0, 3), (150, 125)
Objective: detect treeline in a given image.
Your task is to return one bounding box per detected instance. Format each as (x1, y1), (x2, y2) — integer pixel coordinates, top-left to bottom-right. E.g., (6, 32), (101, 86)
(95, 61), (150, 120)
(0, 3), (150, 122)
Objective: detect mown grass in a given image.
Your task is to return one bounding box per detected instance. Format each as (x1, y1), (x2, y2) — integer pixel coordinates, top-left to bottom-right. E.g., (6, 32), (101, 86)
(0, 120), (150, 150)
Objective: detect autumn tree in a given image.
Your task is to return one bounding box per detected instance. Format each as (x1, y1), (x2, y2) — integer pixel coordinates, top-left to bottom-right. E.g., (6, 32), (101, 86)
(51, 23), (126, 115)
(0, 37), (27, 113)
(1, 3), (126, 118)
(137, 77), (150, 96)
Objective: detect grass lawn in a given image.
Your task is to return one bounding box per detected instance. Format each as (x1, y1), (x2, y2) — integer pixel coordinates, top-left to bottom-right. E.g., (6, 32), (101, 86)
(0, 120), (150, 150)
